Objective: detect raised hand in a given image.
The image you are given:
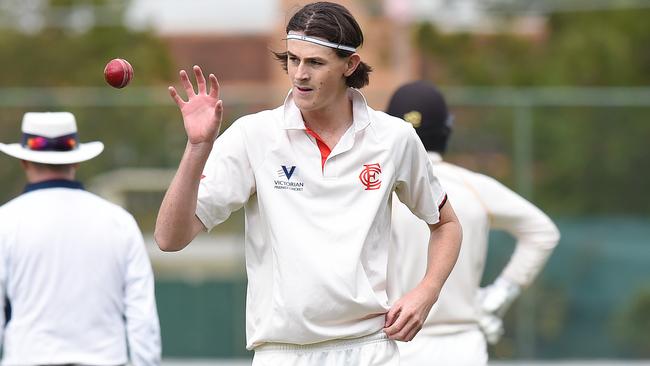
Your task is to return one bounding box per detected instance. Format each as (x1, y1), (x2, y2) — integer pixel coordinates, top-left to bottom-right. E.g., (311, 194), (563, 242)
(169, 65), (223, 145)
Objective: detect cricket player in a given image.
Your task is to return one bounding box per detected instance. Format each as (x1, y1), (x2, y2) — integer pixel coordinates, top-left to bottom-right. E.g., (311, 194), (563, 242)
(154, 2), (462, 365)
(0, 112), (161, 365)
(386, 81), (561, 365)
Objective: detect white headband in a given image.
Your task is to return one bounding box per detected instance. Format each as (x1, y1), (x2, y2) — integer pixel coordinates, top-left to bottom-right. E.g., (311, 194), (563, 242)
(285, 34), (356, 53)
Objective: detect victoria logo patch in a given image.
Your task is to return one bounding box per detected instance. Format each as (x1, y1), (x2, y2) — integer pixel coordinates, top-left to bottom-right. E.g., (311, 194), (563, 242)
(280, 165), (296, 180)
(274, 165), (304, 191)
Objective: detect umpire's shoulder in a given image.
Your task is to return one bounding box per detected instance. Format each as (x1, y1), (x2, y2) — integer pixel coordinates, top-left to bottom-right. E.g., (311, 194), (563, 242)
(82, 191), (140, 229)
(0, 195), (23, 225)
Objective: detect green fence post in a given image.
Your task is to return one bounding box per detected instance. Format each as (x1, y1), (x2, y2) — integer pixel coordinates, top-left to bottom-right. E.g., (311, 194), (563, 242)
(514, 104), (536, 358)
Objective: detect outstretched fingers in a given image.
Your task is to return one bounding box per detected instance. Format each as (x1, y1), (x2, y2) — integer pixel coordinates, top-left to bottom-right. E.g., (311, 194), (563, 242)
(193, 65), (207, 95)
(179, 69), (195, 97)
(208, 73), (220, 99)
(168, 86), (185, 108)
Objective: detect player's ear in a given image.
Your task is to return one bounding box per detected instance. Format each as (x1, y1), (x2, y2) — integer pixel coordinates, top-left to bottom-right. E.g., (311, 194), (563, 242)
(343, 53), (361, 77)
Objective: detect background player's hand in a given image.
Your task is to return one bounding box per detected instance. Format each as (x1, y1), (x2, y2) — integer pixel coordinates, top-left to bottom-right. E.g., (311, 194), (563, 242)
(383, 284), (438, 341)
(477, 277), (521, 318)
(476, 276), (521, 344)
(169, 65), (223, 146)
(477, 312), (504, 345)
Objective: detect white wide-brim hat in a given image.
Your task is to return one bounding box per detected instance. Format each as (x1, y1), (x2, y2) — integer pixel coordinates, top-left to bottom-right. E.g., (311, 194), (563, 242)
(0, 112), (104, 164)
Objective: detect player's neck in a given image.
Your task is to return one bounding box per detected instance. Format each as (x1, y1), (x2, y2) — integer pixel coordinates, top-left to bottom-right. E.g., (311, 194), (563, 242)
(302, 95), (353, 146)
(303, 113), (352, 150)
(24, 166), (76, 183)
(27, 172), (75, 183)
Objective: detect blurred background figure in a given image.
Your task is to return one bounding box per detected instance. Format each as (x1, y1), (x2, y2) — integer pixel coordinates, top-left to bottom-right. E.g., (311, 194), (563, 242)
(386, 81), (560, 365)
(0, 112), (161, 365)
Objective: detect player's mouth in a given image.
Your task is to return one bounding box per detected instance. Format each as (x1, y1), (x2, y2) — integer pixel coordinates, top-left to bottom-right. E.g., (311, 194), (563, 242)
(295, 86), (313, 93)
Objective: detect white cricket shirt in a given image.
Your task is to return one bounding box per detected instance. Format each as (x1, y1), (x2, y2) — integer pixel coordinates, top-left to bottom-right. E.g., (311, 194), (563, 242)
(196, 89), (446, 348)
(388, 152), (560, 336)
(0, 181), (161, 365)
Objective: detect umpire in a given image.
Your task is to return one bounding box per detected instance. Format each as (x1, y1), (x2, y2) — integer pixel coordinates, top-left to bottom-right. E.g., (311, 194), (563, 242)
(0, 112), (161, 365)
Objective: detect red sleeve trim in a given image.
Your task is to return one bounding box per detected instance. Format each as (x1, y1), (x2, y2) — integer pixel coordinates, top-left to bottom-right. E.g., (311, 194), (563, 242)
(438, 194), (448, 211)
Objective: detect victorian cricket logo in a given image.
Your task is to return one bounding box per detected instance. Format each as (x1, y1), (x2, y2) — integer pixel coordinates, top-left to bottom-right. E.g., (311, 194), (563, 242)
(274, 165), (304, 191)
(359, 163), (381, 190)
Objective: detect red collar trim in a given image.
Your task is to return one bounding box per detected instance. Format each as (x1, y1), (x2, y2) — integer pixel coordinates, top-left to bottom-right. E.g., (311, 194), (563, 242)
(304, 127), (332, 171)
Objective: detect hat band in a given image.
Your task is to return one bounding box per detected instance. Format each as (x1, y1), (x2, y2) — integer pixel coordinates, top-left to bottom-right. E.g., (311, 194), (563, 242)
(21, 133), (78, 152)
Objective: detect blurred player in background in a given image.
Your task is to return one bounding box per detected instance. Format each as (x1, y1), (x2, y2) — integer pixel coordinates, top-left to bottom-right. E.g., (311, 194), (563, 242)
(0, 112), (161, 366)
(386, 81), (560, 365)
(155, 2), (461, 365)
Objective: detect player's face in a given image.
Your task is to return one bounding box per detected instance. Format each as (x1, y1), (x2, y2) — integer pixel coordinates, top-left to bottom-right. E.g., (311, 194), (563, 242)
(286, 35), (351, 113)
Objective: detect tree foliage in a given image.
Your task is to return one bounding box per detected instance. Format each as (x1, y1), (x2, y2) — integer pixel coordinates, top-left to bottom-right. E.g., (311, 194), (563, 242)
(0, 0), (178, 204)
(414, 8), (650, 215)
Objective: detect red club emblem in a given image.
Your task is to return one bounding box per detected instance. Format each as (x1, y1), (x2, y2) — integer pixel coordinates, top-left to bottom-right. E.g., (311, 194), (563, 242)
(359, 163), (381, 190)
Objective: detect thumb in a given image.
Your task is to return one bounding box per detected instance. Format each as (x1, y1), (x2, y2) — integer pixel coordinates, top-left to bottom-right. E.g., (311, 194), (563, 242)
(215, 100), (224, 122)
(384, 304), (401, 328)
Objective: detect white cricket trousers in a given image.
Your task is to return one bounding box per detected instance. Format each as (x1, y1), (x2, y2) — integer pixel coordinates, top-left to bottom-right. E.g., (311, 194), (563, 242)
(252, 330), (399, 366)
(397, 329), (488, 366)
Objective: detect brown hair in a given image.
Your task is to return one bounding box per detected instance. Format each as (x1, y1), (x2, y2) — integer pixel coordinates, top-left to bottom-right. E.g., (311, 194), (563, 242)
(273, 2), (372, 89)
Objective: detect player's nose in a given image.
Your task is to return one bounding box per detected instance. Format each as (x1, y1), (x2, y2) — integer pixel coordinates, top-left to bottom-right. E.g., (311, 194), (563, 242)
(294, 62), (310, 80)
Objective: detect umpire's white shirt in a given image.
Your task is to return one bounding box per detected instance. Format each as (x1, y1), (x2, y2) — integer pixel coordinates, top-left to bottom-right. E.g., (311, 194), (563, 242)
(0, 181), (161, 365)
(196, 89), (446, 349)
(388, 152), (560, 335)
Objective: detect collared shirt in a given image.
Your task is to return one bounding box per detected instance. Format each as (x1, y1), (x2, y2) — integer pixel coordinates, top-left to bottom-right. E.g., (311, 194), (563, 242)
(388, 152), (560, 336)
(0, 180), (161, 365)
(196, 88), (446, 348)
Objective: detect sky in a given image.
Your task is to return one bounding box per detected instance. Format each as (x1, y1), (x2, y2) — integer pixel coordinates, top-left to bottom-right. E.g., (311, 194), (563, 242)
(125, 0), (281, 35)
(125, 0), (488, 35)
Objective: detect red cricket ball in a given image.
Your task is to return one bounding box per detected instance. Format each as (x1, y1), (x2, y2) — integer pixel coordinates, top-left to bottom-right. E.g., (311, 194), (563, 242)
(104, 58), (134, 88)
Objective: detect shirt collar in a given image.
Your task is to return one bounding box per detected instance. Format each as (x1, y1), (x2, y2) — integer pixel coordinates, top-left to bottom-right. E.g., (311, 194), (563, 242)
(281, 88), (371, 132)
(23, 179), (84, 194)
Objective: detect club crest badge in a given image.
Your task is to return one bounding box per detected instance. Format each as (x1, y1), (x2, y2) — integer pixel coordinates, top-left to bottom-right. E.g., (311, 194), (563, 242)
(359, 163), (381, 190)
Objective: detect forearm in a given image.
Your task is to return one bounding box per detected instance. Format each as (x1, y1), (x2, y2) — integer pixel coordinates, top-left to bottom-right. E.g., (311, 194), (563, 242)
(500, 215), (560, 287)
(420, 218), (462, 298)
(154, 141), (211, 251)
(501, 232), (559, 287)
(383, 206), (462, 341)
